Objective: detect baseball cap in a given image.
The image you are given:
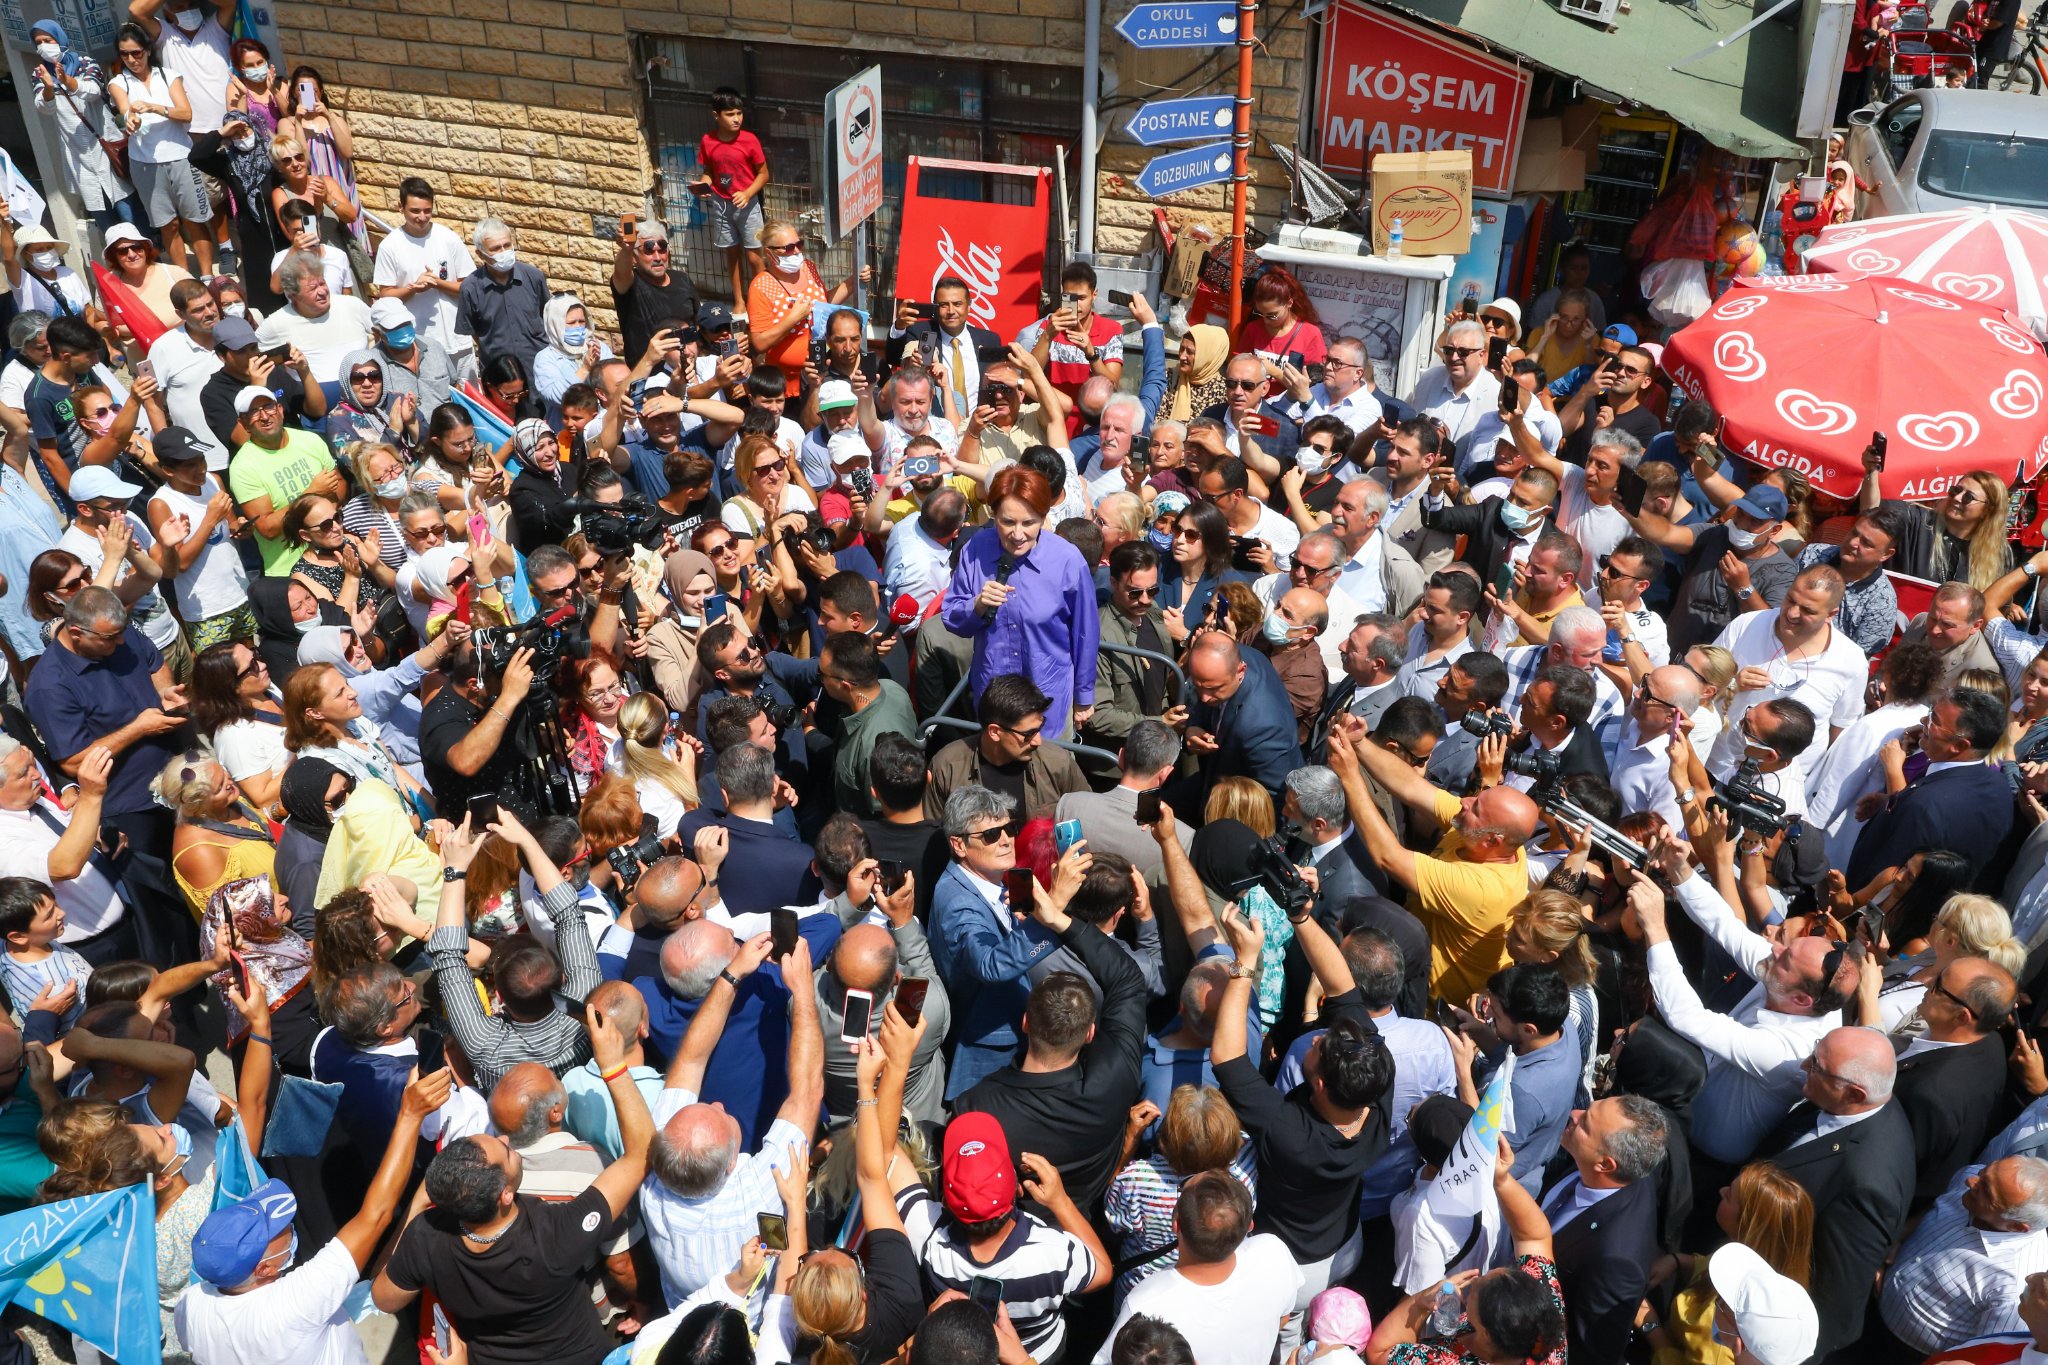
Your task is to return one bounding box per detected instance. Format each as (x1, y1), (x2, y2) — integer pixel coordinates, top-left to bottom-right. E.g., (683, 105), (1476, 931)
(1602, 322), (1639, 346)
(1306, 1287), (1372, 1349)
(235, 385), (280, 415)
(153, 426), (210, 465)
(1707, 1243), (1818, 1365)
(192, 1178), (299, 1287)
(828, 431), (870, 466)
(941, 1111), (1016, 1222)
(1482, 297), (1522, 330)
(1733, 484), (1790, 522)
(369, 297), (414, 332)
(69, 465), (142, 502)
(697, 302), (734, 333)
(816, 379), (857, 412)
(212, 316), (259, 352)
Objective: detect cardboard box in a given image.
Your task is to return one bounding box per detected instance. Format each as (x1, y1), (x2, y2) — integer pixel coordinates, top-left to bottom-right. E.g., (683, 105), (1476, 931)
(1371, 150), (1473, 257)
(1513, 119), (1589, 194)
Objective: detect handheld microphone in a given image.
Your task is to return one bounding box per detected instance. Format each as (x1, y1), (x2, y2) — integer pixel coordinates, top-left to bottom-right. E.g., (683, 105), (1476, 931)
(888, 593), (921, 630)
(995, 553), (1017, 585)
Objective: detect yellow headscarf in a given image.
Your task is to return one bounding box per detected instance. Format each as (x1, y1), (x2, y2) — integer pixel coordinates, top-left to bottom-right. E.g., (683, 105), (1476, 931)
(1165, 324), (1232, 422)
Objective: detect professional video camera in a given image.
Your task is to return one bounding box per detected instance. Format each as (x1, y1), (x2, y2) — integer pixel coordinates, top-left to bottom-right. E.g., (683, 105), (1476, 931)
(1237, 835), (1314, 916)
(473, 609), (592, 688)
(1459, 709), (1515, 741)
(564, 495), (669, 557)
(1708, 756), (1797, 842)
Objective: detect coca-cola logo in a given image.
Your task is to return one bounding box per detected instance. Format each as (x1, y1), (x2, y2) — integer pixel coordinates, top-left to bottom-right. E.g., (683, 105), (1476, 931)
(1377, 184), (1464, 242)
(930, 226), (1003, 329)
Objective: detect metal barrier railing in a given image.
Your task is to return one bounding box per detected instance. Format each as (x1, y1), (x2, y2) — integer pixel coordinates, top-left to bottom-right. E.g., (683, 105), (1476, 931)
(915, 640), (1186, 772)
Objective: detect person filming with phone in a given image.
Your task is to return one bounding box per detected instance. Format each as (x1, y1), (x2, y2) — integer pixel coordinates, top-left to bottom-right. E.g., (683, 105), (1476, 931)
(890, 275), (1000, 418)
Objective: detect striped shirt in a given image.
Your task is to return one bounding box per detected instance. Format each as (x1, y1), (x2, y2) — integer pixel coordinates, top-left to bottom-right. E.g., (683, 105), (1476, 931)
(1, 946), (90, 1032)
(1499, 645), (1625, 755)
(1103, 1142), (1258, 1299)
(1880, 1167), (2048, 1353)
(428, 878), (601, 1092)
(897, 1183), (1097, 1357)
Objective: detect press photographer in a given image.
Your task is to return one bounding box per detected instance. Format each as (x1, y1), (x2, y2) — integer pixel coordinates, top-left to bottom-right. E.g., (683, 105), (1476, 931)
(418, 642), (551, 821)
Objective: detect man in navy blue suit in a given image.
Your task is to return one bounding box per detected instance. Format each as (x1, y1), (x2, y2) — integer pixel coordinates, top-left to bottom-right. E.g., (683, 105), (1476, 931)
(676, 743), (820, 915)
(1848, 687), (2014, 891)
(887, 275), (1002, 414)
(1174, 632), (1305, 811)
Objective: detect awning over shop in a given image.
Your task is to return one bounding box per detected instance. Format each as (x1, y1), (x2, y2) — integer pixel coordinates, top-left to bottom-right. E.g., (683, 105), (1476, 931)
(1381, 0), (1807, 160)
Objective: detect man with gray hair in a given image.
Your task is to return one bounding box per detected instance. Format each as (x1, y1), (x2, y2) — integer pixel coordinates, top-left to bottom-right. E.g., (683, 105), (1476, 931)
(640, 927), (820, 1307)
(1405, 317), (1500, 465)
(1882, 1155), (2048, 1353)
(1083, 391), (1149, 502)
(457, 215), (550, 372)
(1331, 477), (1424, 620)
(372, 176), (475, 375)
(1498, 605), (1627, 754)
(256, 249), (374, 400)
(1282, 763), (1383, 912)
(931, 784), (1060, 1096)
(1541, 1093), (1670, 1365)
(0, 309), (50, 427)
(1523, 420), (1646, 577)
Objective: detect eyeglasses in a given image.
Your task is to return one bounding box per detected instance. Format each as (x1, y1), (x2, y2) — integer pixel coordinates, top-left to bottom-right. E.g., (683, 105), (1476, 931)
(1929, 970), (1975, 1017)
(404, 523), (446, 542)
(1818, 938), (1851, 986)
(1000, 722), (1045, 741)
(1949, 486), (1984, 506)
(963, 821), (1022, 845)
(1173, 527), (1203, 540)
(752, 459), (787, 477)
(1325, 357), (1361, 371)
(1597, 555), (1644, 581)
(278, 153), (307, 165)
(117, 47), (146, 57)
(636, 241), (669, 255)
(1438, 345), (1482, 360)
(1799, 1050), (1856, 1087)
(238, 656), (267, 679)
(535, 581), (577, 599)
(110, 243), (148, 256)
(729, 641), (762, 662)
(766, 241), (803, 255)
(304, 516), (338, 533)
(585, 682), (624, 701)
(349, 370), (380, 385)
(1640, 689), (1681, 713)
(1121, 583), (1159, 599)
(83, 407), (116, 421)
(53, 573), (86, 593)
(493, 386), (527, 402)
(1292, 560), (1337, 579)
(702, 538), (738, 555)
(1222, 377), (1263, 390)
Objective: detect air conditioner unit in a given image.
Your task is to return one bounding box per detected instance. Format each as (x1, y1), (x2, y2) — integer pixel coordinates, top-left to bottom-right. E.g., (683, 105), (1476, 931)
(1559, 0), (1620, 24)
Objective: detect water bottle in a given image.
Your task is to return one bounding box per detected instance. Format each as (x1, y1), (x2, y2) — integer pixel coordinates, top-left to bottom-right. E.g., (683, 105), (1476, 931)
(1388, 217), (1404, 259)
(1428, 1280), (1463, 1336)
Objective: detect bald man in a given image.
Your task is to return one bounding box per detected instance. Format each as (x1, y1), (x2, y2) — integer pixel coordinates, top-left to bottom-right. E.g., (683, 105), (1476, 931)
(561, 981), (665, 1162)
(1262, 586), (1331, 747)
(1749, 1025), (1915, 1362)
(595, 855), (718, 986)
(1608, 662), (1703, 832)
(1326, 712), (1538, 1005)
(1890, 955), (2019, 1207)
(487, 1061), (640, 1312)
(1171, 633), (1304, 810)
(815, 904), (952, 1128)
(1882, 1155), (2048, 1353)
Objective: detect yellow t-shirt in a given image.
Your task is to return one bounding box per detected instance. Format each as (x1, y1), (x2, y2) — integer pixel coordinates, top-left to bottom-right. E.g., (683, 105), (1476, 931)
(887, 475), (983, 524)
(1410, 789), (1527, 1005)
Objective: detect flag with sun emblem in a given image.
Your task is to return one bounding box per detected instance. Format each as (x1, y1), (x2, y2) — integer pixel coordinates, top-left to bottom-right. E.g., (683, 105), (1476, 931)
(0, 1181), (157, 1362)
(1392, 1055), (1518, 1290)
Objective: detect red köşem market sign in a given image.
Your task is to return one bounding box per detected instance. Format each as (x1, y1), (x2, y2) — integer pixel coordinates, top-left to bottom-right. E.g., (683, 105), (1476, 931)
(1315, 1), (1531, 198)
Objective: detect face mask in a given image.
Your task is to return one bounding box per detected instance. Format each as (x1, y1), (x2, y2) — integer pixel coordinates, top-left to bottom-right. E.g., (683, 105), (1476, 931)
(1262, 611), (1298, 645)
(160, 1121), (192, 1181)
(1295, 446), (1328, 477)
(562, 324), (588, 349)
(570, 864), (591, 892)
(241, 64), (268, 83)
(676, 612), (704, 629)
(83, 414), (114, 436)
(171, 8), (204, 30)
(295, 617), (319, 634)
(34, 42), (59, 62)
(27, 251), (58, 272)
(1499, 502), (1538, 533)
(774, 249), (805, 274)
(1727, 525), (1763, 551)
(379, 326), (415, 352)
(230, 134), (256, 152)
(488, 249), (516, 271)
(1147, 529), (1175, 553)
(222, 302), (246, 318)
(374, 475), (409, 499)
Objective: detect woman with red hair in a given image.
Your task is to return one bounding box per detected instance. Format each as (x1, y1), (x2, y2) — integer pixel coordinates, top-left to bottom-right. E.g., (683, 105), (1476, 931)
(940, 465), (1100, 738)
(1235, 267), (1325, 399)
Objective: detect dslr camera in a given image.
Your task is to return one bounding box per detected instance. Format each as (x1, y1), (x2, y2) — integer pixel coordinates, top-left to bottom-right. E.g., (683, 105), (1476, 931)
(1459, 709), (1516, 740)
(1504, 745), (1562, 785)
(566, 495), (669, 557)
(604, 818), (667, 897)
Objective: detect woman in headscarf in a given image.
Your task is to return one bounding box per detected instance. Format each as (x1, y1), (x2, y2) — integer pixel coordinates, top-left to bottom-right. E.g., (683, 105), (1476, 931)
(1609, 1014), (1707, 1254)
(274, 754), (346, 938)
(1187, 818), (1296, 1029)
(28, 21), (134, 231)
(247, 575), (344, 682)
(326, 349), (419, 456)
(404, 542), (508, 641)
(533, 294), (613, 424)
(1162, 323), (1230, 424)
(634, 547), (717, 716)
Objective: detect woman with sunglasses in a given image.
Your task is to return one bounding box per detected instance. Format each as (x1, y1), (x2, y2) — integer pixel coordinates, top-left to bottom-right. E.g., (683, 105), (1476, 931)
(283, 494), (388, 650)
(187, 639), (290, 810)
(266, 130), (357, 266)
(1157, 500), (1242, 645)
(747, 218), (867, 397)
(478, 353), (544, 425)
(691, 522), (780, 638)
(98, 222), (192, 363)
(158, 743), (279, 918)
(106, 22), (214, 276)
(327, 350), (419, 456)
(721, 432), (816, 543)
(26, 545), (146, 648)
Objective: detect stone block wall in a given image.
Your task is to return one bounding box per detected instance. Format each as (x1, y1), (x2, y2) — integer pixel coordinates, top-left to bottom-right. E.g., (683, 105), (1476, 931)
(274, 0), (1316, 333)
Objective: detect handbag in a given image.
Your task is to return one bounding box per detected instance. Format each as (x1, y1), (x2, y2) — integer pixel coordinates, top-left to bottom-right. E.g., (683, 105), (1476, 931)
(59, 77), (129, 183)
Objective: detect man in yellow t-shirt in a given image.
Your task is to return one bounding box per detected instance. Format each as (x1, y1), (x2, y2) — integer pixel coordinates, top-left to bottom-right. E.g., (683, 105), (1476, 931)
(1326, 714), (1538, 1005)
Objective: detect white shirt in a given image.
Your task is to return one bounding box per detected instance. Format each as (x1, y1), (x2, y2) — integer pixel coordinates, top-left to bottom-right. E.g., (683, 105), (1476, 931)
(880, 413), (959, 471)
(272, 244), (354, 303)
(1289, 382), (1383, 435)
(174, 1237), (367, 1365)
(882, 514), (955, 616)
(1462, 403), (1563, 477)
(1610, 716), (1684, 833)
(146, 328), (227, 470)
(1787, 1104), (1879, 1150)
(1709, 611), (1870, 786)
(255, 298), (376, 388)
(1555, 464), (1632, 579)
(1649, 874), (1839, 1164)
(1613, 602), (1670, 668)
(149, 476), (248, 622)
(152, 10), (232, 134)
(1406, 364), (1502, 465)
(1881, 1170), (2048, 1354)
(1089, 1235), (1302, 1365)
(1806, 702), (1932, 866)
(1236, 501), (1300, 570)
(59, 515), (178, 652)
(214, 716), (289, 787)
(638, 1087), (804, 1308)
(372, 224), (476, 357)
(0, 802), (123, 942)
(1336, 530), (1388, 612)
(0, 358), (33, 413)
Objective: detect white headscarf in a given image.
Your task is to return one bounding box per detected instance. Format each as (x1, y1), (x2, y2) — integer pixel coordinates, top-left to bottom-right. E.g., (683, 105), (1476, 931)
(543, 294), (586, 359)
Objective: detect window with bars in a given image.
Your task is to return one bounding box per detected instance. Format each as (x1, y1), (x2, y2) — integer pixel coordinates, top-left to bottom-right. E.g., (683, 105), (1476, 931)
(640, 35), (1078, 321)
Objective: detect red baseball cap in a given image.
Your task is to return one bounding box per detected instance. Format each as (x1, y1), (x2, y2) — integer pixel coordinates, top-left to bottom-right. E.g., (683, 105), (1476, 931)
(942, 1112), (1016, 1222)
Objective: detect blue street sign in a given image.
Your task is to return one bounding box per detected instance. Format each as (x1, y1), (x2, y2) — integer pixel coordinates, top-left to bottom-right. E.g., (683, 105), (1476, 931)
(1124, 96), (1236, 147)
(1116, 2), (1238, 48)
(1133, 142), (1235, 198)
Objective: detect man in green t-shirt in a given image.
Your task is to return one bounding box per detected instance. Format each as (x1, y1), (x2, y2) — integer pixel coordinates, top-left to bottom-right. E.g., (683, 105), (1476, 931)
(822, 630), (919, 817)
(227, 386), (346, 575)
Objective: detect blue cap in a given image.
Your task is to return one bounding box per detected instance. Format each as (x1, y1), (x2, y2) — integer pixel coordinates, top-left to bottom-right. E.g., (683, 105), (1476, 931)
(191, 1178), (297, 1286)
(1733, 484), (1790, 521)
(697, 302), (734, 333)
(1603, 323), (1638, 346)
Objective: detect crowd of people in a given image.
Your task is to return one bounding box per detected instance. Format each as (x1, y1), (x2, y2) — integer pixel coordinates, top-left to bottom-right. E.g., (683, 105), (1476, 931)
(2, 41), (2048, 1365)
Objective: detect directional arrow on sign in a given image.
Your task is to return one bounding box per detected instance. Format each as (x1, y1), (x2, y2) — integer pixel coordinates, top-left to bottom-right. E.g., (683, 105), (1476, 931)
(1133, 141), (1235, 198)
(1115, 1), (1238, 48)
(1124, 96), (1235, 147)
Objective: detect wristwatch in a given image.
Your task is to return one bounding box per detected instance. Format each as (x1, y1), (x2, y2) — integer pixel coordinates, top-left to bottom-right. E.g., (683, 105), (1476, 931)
(442, 867), (467, 882)
(1735, 586), (1755, 601)
(718, 968), (742, 989)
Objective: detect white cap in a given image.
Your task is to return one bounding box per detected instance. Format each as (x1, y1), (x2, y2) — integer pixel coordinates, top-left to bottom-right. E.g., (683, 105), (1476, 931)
(369, 297), (413, 332)
(1483, 297), (1522, 330)
(68, 465), (142, 502)
(1707, 1244), (1818, 1365)
(101, 222), (149, 251)
(816, 379), (857, 411)
(828, 431), (871, 466)
(234, 385), (279, 415)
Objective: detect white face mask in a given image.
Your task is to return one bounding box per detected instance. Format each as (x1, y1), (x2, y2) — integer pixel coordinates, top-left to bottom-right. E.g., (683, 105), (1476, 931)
(222, 302), (247, 318)
(170, 7), (203, 30)
(34, 42), (59, 62)
(374, 475), (409, 499)
(1295, 446), (1328, 477)
(1727, 525), (1764, 551)
(488, 249), (515, 271)
(27, 251), (58, 272)
(773, 249), (805, 274)
(230, 133), (256, 152)
(240, 64), (268, 84)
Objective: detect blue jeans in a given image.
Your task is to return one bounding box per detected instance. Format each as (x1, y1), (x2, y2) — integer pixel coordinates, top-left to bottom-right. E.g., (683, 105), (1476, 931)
(86, 195), (144, 234)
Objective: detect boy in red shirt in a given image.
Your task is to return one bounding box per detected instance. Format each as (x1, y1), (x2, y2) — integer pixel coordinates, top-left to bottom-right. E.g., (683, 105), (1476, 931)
(695, 87), (771, 317)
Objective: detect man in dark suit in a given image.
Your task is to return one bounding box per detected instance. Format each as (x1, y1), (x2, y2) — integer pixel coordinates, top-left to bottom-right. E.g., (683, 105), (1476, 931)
(1751, 1025), (1917, 1363)
(1891, 955), (2017, 1209)
(1539, 1095), (1669, 1365)
(1847, 688), (2015, 889)
(1504, 665), (1610, 790)
(1176, 632), (1304, 810)
(1418, 466), (1560, 589)
(674, 743), (821, 915)
(885, 275), (1000, 412)
(1200, 351), (1301, 468)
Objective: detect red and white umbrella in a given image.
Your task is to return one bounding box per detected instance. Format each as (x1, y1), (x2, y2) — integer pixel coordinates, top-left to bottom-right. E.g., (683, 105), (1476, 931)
(1804, 207), (2048, 339)
(1662, 272), (2048, 500)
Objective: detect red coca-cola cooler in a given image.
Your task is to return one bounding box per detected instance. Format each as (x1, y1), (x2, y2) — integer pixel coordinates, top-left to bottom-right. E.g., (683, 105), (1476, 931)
(891, 157), (1051, 340)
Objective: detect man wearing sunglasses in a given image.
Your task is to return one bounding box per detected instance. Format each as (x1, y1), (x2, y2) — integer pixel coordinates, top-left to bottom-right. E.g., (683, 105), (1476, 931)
(925, 673), (1087, 825)
(1405, 318), (1500, 468)
(1202, 352), (1299, 478)
(1558, 341), (1663, 464)
(1881, 956), (2017, 1217)
(610, 218), (700, 369)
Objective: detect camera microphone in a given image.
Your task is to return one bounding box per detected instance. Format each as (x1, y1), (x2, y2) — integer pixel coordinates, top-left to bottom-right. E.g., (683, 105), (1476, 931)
(888, 593), (922, 630)
(995, 553), (1017, 585)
